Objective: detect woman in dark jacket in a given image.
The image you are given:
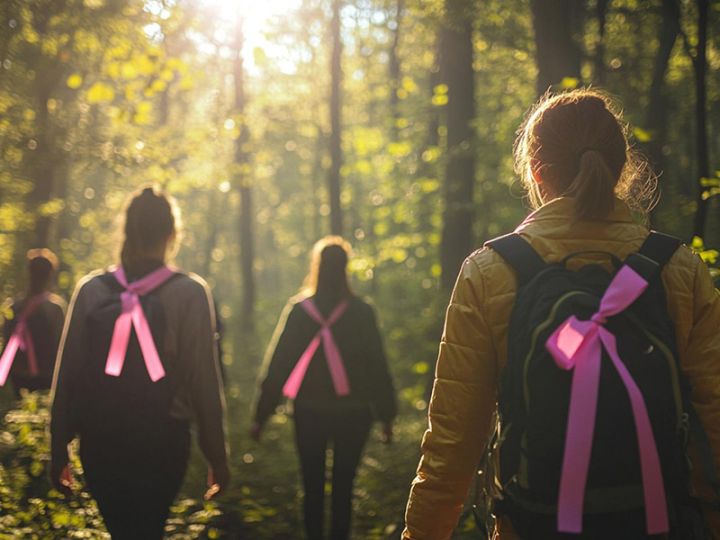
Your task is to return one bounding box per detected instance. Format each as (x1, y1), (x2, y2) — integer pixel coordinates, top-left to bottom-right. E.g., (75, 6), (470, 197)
(50, 186), (229, 540)
(252, 236), (397, 540)
(1, 249), (65, 397)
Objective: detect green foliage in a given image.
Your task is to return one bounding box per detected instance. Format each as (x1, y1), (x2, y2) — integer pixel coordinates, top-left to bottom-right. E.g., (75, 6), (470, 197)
(0, 393), (220, 539)
(0, 0), (718, 537)
(691, 236), (720, 281)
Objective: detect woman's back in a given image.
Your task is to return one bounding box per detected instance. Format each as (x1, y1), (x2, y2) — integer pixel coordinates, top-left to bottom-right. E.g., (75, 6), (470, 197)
(405, 88), (720, 540)
(52, 268), (225, 459)
(255, 293), (396, 423)
(4, 293), (65, 391)
(405, 196), (720, 538)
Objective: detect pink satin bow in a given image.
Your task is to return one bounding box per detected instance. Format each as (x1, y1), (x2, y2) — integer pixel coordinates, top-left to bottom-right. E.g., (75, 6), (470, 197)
(105, 266), (175, 382)
(0, 293), (48, 386)
(545, 265), (669, 535)
(283, 299), (350, 399)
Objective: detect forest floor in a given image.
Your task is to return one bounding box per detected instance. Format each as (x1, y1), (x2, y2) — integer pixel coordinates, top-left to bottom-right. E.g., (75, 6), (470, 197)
(0, 374), (485, 539)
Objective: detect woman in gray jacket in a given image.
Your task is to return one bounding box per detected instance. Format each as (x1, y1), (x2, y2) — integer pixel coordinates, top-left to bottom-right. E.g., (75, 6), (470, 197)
(50, 186), (229, 540)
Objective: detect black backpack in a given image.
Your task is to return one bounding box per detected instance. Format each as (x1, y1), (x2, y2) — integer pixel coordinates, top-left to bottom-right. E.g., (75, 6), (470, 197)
(74, 272), (182, 440)
(482, 231), (712, 540)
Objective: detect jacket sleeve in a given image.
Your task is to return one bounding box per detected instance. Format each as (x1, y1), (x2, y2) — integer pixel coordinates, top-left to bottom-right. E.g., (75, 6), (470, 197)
(681, 257), (720, 528)
(403, 257), (499, 540)
(49, 299), (66, 352)
(364, 304), (397, 423)
(183, 279), (228, 470)
(253, 302), (302, 426)
(50, 282), (88, 465)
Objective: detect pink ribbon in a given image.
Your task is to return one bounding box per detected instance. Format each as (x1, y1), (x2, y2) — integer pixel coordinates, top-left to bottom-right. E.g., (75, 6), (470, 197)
(283, 299), (350, 399)
(545, 265), (669, 535)
(0, 293), (48, 386)
(105, 266), (175, 382)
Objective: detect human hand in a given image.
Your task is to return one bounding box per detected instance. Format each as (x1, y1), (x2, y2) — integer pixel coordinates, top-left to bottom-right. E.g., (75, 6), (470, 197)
(249, 421), (263, 443)
(204, 463), (230, 501)
(50, 461), (73, 498)
(381, 421), (393, 445)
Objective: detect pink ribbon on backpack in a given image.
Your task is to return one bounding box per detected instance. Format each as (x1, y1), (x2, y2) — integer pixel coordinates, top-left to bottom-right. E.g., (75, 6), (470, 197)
(545, 265), (669, 535)
(0, 293), (48, 386)
(283, 299), (350, 399)
(105, 266), (174, 382)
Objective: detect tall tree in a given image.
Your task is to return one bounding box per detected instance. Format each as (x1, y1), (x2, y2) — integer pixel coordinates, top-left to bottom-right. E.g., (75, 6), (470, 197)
(233, 13), (255, 329)
(388, 0), (404, 141)
(687, 0), (710, 239)
(328, 0), (343, 236)
(439, 0), (476, 290)
(27, 1), (71, 247)
(643, 0), (681, 180)
(593, 0), (610, 84)
(530, 0), (584, 94)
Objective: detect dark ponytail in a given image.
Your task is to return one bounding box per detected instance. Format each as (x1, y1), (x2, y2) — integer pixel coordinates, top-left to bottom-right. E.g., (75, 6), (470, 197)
(301, 236), (352, 300)
(26, 248), (59, 294)
(120, 185), (179, 269)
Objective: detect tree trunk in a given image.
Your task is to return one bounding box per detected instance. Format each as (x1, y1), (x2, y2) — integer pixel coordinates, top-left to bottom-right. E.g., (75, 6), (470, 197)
(593, 0), (609, 84)
(29, 5), (65, 248)
(439, 0), (476, 291)
(310, 124), (324, 241)
(530, 0), (584, 95)
(388, 0), (404, 140)
(233, 16), (255, 329)
(692, 0), (709, 240)
(643, 0), (681, 180)
(328, 0), (343, 236)
(30, 81), (55, 247)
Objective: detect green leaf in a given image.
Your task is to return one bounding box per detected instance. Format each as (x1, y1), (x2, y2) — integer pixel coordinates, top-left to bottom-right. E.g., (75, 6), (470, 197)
(66, 74), (83, 89)
(412, 362), (429, 375)
(633, 127), (653, 143)
(559, 77), (579, 89)
(87, 82), (115, 103)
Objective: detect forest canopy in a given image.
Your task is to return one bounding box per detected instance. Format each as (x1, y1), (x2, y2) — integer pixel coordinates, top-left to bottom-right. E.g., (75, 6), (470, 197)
(0, 0), (718, 538)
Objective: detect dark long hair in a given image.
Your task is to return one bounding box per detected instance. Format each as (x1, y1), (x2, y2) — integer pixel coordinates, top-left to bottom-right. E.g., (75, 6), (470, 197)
(26, 248), (58, 295)
(301, 236), (352, 301)
(120, 185), (180, 271)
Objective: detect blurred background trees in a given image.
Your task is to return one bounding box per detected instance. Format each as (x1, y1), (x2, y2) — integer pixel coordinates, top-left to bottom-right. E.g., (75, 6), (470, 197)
(0, 0), (718, 537)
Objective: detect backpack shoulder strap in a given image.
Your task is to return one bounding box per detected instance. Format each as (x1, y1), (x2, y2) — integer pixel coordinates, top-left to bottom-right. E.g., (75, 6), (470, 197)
(485, 233), (547, 286)
(639, 231), (682, 268)
(625, 231), (682, 283)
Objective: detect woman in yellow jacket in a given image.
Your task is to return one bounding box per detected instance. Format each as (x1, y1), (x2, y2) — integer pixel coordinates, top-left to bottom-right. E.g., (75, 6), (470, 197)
(403, 89), (720, 539)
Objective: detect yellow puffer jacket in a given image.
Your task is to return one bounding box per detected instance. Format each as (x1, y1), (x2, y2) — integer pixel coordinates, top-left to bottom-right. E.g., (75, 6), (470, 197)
(403, 197), (720, 540)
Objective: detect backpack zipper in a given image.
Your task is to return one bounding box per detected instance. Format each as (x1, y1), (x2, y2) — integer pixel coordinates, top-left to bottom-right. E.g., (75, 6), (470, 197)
(625, 317), (685, 432)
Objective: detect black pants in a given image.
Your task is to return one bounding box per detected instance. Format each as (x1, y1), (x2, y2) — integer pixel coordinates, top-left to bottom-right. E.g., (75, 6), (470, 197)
(294, 405), (373, 540)
(79, 420), (191, 540)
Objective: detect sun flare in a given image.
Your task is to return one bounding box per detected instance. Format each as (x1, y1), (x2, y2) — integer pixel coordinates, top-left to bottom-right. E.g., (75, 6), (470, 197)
(201, 0), (302, 55)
